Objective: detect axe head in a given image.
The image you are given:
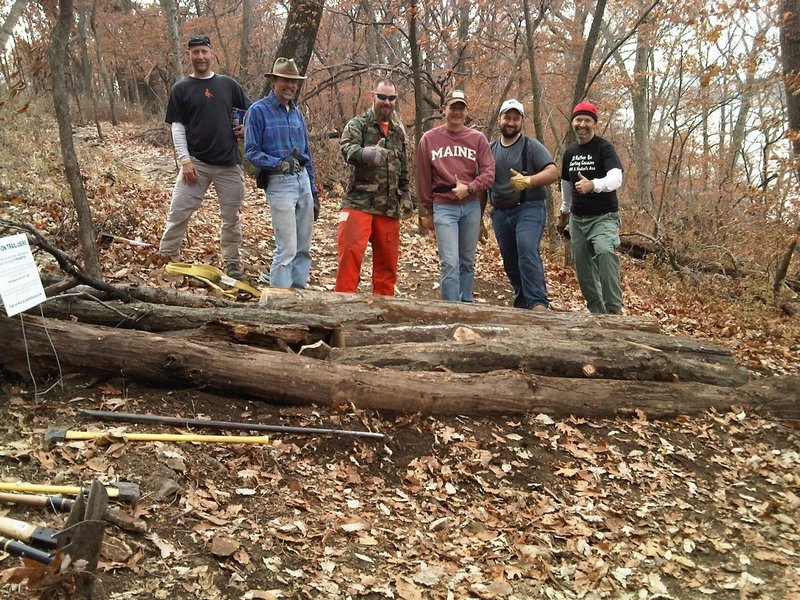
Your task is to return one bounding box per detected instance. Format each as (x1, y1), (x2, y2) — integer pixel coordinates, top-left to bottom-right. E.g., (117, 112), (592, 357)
(44, 427), (69, 447)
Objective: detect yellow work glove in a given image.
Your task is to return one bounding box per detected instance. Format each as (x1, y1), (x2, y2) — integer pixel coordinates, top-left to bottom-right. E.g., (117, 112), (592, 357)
(509, 169), (530, 192)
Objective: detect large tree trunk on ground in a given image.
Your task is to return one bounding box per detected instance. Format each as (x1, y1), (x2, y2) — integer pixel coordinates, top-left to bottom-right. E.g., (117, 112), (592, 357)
(1, 314), (797, 418)
(38, 296), (343, 349)
(258, 289), (661, 332)
(35, 297), (744, 386)
(330, 336), (748, 387)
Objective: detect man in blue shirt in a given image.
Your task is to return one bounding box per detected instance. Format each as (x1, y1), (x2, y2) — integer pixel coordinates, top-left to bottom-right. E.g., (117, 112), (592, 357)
(245, 58), (319, 288)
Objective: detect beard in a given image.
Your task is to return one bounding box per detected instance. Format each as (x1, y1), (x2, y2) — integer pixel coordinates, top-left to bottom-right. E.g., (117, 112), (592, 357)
(501, 127), (520, 139)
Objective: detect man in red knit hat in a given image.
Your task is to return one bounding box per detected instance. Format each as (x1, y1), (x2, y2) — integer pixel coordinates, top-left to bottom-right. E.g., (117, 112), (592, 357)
(416, 90), (495, 302)
(558, 101), (624, 314)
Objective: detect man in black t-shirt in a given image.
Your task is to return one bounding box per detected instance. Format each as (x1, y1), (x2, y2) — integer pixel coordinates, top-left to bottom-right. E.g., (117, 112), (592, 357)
(558, 101), (624, 314)
(159, 34), (250, 279)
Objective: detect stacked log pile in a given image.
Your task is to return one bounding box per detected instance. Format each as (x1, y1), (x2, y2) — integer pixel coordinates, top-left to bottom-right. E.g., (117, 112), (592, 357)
(1, 287), (796, 418)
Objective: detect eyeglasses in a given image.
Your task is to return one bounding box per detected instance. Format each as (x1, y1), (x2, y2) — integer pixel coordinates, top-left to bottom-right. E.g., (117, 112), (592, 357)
(375, 93), (398, 101)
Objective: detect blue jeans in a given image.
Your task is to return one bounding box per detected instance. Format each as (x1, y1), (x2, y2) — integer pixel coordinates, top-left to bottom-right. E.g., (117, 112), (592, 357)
(263, 170), (314, 288)
(433, 199), (481, 302)
(491, 200), (548, 309)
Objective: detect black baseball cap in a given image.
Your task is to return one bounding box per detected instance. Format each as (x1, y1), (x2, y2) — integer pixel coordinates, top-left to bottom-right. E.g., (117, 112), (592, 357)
(187, 35), (211, 48)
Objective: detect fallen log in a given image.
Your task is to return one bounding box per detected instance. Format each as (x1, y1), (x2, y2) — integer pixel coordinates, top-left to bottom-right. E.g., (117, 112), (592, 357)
(31, 297), (739, 384)
(258, 289), (662, 332)
(35, 296), (344, 349)
(329, 336), (749, 387)
(341, 322), (738, 361)
(2, 314), (796, 419)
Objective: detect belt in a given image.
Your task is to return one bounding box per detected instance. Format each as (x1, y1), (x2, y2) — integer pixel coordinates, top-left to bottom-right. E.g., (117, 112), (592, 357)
(433, 185), (455, 193)
(491, 197), (543, 209)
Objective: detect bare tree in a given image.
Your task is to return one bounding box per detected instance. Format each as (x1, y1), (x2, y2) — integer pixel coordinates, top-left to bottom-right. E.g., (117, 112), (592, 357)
(90, 0), (117, 125)
(238, 0), (252, 77)
(0, 0), (28, 55)
(265, 0), (324, 97)
(50, 0), (102, 278)
(160, 0), (182, 89)
(775, 0), (800, 292)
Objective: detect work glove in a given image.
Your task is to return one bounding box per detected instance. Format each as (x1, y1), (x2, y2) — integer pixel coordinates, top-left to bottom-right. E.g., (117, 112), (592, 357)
(556, 212), (570, 239)
(362, 138), (390, 166)
(279, 147), (302, 174)
(312, 190), (320, 221)
(479, 218), (489, 245)
(399, 189), (414, 219)
(509, 168), (530, 192)
(418, 212), (434, 232)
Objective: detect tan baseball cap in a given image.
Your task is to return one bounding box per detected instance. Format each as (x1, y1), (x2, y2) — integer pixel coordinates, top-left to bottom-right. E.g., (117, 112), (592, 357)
(444, 90), (468, 107)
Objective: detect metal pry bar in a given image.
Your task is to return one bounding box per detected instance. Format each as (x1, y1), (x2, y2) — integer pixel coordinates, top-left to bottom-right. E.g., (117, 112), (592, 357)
(79, 408), (385, 440)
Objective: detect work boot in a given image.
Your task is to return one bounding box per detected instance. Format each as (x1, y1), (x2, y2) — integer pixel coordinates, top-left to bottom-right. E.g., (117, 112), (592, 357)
(226, 264), (244, 280)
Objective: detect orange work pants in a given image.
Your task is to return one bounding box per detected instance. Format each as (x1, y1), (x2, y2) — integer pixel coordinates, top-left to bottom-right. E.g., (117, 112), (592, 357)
(334, 208), (400, 296)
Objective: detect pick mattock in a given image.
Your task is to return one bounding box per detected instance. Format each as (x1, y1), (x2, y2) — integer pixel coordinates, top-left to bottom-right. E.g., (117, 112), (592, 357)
(0, 481), (139, 504)
(54, 479), (108, 599)
(45, 427), (272, 446)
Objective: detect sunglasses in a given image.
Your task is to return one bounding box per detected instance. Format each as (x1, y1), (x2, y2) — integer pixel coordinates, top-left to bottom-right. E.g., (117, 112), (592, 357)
(375, 93), (398, 101)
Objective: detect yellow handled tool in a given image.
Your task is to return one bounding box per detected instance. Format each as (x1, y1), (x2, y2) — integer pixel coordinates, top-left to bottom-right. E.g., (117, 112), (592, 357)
(46, 428), (271, 446)
(0, 481), (138, 503)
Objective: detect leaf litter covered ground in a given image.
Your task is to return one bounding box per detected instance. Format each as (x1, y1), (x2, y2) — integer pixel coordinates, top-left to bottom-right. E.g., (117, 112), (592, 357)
(1, 108), (799, 599)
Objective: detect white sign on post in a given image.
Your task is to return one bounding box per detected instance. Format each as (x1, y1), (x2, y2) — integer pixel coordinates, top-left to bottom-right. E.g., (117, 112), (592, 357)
(0, 233), (47, 317)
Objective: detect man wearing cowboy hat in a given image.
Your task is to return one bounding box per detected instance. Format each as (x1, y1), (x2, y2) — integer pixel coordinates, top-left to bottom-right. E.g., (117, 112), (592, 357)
(159, 34), (251, 280)
(245, 57), (319, 289)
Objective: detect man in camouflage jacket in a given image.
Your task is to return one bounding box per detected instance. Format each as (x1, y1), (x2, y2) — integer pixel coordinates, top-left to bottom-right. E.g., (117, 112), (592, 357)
(335, 78), (412, 295)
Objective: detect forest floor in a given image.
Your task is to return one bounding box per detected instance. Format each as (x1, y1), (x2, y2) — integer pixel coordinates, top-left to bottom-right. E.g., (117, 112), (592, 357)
(0, 109), (799, 599)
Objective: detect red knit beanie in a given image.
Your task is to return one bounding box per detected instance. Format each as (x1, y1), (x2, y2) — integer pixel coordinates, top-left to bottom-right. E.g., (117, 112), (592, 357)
(572, 101), (598, 122)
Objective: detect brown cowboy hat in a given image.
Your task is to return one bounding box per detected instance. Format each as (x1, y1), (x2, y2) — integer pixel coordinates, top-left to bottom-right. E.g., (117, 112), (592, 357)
(266, 57), (307, 80)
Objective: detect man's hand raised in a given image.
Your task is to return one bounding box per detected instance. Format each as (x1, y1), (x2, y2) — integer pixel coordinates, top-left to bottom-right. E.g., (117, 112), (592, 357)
(362, 138), (391, 166)
(575, 172), (594, 194)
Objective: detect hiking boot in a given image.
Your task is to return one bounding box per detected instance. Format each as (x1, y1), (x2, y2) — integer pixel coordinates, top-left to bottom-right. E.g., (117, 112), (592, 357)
(531, 303), (549, 312)
(226, 264), (244, 280)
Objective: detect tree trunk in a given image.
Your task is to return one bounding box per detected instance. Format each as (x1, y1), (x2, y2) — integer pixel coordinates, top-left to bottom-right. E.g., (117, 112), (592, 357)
(257, 289), (661, 331)
(632, 31), (652, 211)
(160, 0), (182, 90)
(237, 0), (252, 77)
(49, 0), (102, 279)
(776, 0), (800, 292)
(2, 314), (796, 419)
(0, 0), (28, 59)
(408, 0), (429, 144)
(566, 0), (607, 145)
(90, 0), (117, 125)
(37, 296), (343, 350)
(330, 336), (748, 387)
(266, 0), (324, 97)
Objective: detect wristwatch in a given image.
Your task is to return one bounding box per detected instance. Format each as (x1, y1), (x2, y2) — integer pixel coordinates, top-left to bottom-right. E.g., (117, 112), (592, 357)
(467, 184), (474, 195)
